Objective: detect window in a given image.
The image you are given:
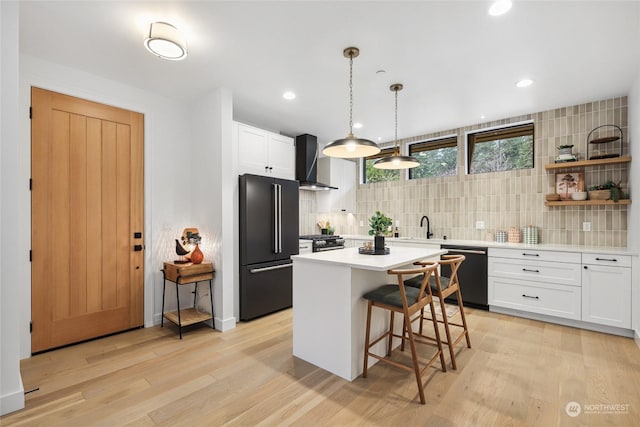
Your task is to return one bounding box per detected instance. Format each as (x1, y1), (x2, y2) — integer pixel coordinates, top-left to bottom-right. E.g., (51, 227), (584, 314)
(467, 123), (534, 174)
(363, 148), (400, 183)
(408, 136), (458, 179)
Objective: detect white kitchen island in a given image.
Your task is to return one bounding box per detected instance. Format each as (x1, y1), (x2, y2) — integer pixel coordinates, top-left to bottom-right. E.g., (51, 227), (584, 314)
(291, 246), (446, 381)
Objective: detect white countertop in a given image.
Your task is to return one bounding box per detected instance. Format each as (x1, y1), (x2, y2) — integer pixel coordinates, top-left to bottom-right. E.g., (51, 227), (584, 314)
(291, 246), (446, 271)
(341, 235), (637, 256)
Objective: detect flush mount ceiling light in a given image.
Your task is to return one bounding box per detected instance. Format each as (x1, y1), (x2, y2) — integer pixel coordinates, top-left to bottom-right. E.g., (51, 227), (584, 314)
(322, 47), (380, 159)
(488, 0), (512, 16)
(283, 91), (296, 100)
(373, 83), (419, 170)
(516, 78), (533, 88)
(144, 22), (187, 60)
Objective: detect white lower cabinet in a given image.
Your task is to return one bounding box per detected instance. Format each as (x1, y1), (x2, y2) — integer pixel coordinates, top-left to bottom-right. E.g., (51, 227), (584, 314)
(489, 248), (634, 333)
(581, 254), (632, 328)
(488, 248), (582, 321)
(489, 276), (581, 320)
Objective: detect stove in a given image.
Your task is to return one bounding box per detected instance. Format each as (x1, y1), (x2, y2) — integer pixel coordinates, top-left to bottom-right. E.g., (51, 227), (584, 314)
(299, 234), (345, 252)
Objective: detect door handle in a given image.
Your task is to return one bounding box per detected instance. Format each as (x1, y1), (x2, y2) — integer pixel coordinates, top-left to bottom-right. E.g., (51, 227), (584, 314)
(522, 268), (540, 273)
(522, 294), (539, 299)
(447, 249), (486, 255)
(522, 253), (539, 257)
(595, 257), (617, 262)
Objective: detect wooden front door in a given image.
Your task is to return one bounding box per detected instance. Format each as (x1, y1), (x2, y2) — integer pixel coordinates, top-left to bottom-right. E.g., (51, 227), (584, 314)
(31, 87), (144, 353)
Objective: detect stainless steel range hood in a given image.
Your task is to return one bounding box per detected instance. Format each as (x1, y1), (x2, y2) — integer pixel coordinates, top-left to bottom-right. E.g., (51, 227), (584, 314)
(295, 134), (338, 191)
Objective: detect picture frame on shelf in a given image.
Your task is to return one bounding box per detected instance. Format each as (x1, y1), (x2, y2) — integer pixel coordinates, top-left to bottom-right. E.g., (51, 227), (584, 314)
(555, 172), (584, 200)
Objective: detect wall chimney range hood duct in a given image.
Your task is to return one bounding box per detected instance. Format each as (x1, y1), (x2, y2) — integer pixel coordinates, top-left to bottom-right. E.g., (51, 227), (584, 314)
(296, 134), (338, 191)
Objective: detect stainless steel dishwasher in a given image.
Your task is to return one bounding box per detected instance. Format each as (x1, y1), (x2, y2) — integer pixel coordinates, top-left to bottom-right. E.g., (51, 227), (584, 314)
(440, 244), (488, 310)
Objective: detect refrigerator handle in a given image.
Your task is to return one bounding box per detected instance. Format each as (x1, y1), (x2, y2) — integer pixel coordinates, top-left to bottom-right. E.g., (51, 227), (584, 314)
(278, 184), (283, 253)
(273, 183), (278, 253)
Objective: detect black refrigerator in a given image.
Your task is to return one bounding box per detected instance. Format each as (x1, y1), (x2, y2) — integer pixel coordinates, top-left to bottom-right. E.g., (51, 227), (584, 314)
(239, 174), (299, 320)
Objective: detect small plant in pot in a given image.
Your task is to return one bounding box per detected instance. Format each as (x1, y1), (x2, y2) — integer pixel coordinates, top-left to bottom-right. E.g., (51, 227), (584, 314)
(368, 211), (393, 251)
(588, 180), (624, 202)
(557, 144), (574, 155)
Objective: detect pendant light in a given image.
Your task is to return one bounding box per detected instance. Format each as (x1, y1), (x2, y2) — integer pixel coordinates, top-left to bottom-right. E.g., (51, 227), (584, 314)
(373, 83), (419, 170)
(322, 47), (380, 159)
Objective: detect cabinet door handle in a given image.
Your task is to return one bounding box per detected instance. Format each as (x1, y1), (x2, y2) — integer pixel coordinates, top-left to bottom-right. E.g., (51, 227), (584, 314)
(522, 294), (539, 299)
(522, 268), (539, 273)
(584, 265), (588, 269)
(522, 253), (539, 257)
(595, 257), (617, 262)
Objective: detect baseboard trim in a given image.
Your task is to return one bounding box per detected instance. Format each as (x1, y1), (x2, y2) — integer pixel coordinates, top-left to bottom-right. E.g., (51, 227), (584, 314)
(215, 316), (237, 332)
(634, 330), (640, 350)
(489, 306), (634, 338)
(0, 384), (25, 416)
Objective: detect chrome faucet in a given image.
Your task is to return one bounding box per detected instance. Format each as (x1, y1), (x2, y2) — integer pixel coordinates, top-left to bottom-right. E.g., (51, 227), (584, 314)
(420, 215), (433, 239)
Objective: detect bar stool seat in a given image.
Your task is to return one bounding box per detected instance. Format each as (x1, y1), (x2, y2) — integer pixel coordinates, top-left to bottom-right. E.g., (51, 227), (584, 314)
(362, 262), (446, 405)
(406, 254), (471, 370)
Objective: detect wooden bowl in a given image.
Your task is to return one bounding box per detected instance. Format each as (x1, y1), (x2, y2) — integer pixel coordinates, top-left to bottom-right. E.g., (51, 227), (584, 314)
(545, 193), (561, 201)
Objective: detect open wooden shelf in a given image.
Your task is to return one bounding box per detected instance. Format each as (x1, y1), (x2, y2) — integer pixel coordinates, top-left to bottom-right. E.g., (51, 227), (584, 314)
(544, 156), (631, 170)
(545, 199), (631, 207)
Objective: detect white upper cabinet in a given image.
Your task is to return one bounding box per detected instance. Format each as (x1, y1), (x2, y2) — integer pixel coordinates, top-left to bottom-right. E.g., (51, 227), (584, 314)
(316, 157), (356, 213)
(236, 122), (295, 180)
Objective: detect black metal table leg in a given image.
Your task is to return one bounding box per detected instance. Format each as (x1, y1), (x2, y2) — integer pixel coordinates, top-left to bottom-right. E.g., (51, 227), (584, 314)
(175, 281), (182, 339)
(161, 270), (166, 328)
(209, 279), (214, 330)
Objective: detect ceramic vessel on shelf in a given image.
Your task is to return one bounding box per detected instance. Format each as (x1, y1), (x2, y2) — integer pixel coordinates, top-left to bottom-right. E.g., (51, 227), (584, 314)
(571, 191), (588, 201)
(588, 190), (610, 200)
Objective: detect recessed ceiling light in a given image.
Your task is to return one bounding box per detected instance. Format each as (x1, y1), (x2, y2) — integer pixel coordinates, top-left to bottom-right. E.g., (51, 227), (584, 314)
(353, 122), (363, 129)
(516, 78), (533, 88)
(488, 0), (512, 16)
(377, 137), (382, 141)
(283, 91), (296, 100)
(480, 115), (486, 119)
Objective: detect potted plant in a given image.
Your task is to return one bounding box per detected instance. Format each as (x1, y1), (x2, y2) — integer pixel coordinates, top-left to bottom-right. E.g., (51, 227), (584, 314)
(557, 144), (574, 156)
(588, 180), (624, 202)
(368, 211), (393, 251)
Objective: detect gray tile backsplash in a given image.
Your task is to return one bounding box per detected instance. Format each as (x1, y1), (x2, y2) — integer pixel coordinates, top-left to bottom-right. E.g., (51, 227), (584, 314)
(300, 96), (629, 248)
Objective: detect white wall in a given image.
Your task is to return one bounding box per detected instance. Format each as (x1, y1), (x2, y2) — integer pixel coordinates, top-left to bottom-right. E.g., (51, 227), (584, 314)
(1, 1), (25, 415)
(17, 54), (196, 357)
(629, 69), (640, 341)
(189, 88), (237, 330)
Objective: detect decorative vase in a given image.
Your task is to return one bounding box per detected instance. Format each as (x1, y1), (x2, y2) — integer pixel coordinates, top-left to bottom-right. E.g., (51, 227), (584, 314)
(374, 235), (385, 252)
(190, 244), (204, 264)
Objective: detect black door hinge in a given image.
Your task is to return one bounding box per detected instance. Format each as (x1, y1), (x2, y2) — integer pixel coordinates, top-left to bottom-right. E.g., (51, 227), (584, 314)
(29, 250), (32, 262)
(29, 107), (32, 119)
(29, 178), (32, 191)
(30, 321), (33, 333)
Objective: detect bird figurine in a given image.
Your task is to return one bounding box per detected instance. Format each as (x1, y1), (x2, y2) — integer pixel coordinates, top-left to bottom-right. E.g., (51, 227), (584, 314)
(174, 239), (190, 264)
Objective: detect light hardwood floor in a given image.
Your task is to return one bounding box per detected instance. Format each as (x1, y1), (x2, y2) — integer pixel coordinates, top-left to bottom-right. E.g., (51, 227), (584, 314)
(2, 308), (639, 426)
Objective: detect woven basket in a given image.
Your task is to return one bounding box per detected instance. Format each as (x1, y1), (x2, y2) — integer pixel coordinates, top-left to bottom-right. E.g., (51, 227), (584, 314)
(588, 190), (610, 200)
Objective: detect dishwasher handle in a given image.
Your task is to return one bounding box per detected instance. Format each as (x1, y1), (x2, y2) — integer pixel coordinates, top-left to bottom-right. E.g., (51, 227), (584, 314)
(445, 249), (487, 255)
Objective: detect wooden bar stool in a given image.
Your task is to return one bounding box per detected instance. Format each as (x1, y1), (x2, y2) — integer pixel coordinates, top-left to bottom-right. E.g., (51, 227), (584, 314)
(407, 254), (471, 370)
(362, 262), (446, 405)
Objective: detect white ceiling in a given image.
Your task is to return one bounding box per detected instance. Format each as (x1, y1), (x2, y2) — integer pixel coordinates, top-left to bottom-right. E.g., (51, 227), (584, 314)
(18, 1), (640, 147)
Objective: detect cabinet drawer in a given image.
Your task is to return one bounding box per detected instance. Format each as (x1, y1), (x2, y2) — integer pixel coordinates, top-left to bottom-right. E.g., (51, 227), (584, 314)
(489, 277), (581, 320)
(488, 257), (581, 287)
(489, 248), (581, 263)
(582, 253), (632, 268)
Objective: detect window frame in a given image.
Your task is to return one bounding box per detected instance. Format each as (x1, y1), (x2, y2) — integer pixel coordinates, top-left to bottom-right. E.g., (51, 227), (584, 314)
(465, 121), (535, 175)
(408, 135), (458, 180)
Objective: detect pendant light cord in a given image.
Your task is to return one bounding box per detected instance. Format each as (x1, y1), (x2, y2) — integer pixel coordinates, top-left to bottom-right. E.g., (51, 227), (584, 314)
(348, 53), (354, 136)
(394, 88), (399, 154)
